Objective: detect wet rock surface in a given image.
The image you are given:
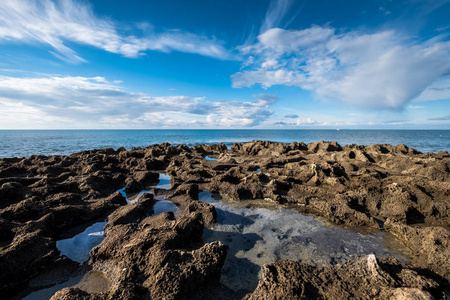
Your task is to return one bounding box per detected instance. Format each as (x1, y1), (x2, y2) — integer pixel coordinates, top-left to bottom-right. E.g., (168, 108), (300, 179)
(0, 140), (448, 299)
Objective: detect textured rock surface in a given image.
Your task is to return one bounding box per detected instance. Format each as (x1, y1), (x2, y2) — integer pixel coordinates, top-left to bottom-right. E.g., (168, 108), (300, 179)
(246, 255), (445, 300)
(0, 141), (449, 299)
(51, 208), (228, 299)
(385, 220), (450, 281)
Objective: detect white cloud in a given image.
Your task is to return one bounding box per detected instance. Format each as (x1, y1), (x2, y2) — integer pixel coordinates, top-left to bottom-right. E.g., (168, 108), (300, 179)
(204, 95), (277, 127)
(257, 27), (335, 53)
(0, 75), (277, 128)
(295, 118), (318, 125)
(233, 26), (450, 109)
(100, 112), (205, 129)
(0, 99), (73, 129)
(0, 0), (232, 62)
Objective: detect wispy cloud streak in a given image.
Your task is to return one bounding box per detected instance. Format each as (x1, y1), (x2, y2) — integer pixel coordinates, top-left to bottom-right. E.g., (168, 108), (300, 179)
(0, 0), (232, 63)
(260, 0), (294, 33)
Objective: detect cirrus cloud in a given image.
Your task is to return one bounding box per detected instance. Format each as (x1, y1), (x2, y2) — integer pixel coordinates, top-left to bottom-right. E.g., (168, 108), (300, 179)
(0, 0), (233, 63)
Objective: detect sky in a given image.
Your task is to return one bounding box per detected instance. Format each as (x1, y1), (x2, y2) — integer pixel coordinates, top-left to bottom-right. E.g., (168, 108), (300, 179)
(0, 0), (450, 129)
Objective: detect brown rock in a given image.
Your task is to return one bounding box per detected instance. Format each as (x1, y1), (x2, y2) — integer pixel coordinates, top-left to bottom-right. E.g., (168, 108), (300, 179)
(385, 220), (450, 282)
(106, 193), (154, 228)
(246, 255), (444, 300)
(1, 141), (449, 299)
(124, 177), (143, 193)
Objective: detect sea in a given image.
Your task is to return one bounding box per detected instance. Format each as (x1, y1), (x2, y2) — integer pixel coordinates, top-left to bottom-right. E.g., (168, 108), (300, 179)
(0, 129), (449, 158)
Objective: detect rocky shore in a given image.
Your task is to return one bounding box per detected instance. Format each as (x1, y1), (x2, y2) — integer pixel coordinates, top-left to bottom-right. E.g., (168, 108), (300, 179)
(0, 141), (449, 299)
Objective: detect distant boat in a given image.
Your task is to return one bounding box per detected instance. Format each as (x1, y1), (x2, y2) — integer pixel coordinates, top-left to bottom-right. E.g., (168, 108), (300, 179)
(336, 128), (340, 131)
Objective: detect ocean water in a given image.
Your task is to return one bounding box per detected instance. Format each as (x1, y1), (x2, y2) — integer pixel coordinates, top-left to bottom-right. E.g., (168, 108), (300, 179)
(0, 129), (449, 158)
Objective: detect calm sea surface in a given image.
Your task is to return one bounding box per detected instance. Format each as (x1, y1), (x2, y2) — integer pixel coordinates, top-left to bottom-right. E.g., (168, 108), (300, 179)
(0, 130), (449, 158)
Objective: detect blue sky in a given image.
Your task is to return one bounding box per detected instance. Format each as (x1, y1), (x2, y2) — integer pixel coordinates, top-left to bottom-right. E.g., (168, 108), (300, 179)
(0, 0), (449, 129)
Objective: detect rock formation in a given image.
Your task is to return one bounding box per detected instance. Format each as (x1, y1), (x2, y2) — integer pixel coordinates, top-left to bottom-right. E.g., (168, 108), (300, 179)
(0, 141), (448, 299)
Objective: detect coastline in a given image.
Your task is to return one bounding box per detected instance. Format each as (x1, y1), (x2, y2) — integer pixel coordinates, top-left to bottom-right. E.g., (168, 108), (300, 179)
(1, 129), (449, 158)
(1, 140), (449, 299)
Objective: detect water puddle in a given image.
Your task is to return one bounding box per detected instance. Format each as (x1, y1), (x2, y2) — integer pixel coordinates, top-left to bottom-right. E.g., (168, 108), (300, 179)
(156, 173), (171, 189)
(22, 274), (84, 300)
(56, 221), (107, 264)
(200, 191), (410, 292)
(117, 187), (152, 204)
(117, 173), (171, 204)
(205, 156), (218, 161)
(153, 195), (180, 216)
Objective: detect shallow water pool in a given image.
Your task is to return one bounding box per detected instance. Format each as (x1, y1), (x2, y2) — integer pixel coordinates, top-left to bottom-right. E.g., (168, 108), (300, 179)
(200, 191), (410, 292)
(56, 221), (107, 264)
